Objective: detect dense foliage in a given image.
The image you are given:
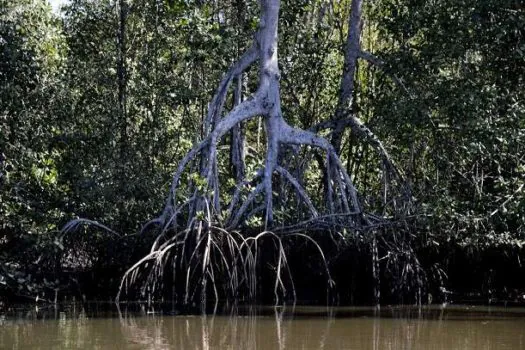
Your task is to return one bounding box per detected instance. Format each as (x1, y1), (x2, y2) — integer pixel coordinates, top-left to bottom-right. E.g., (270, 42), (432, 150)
(1, 0), (523, 303)
(369, 0), (525, 246)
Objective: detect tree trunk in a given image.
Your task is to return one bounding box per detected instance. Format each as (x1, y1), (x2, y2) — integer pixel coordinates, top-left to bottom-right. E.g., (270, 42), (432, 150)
(230, 0), (247, 184)
(331, 0), (363, 154)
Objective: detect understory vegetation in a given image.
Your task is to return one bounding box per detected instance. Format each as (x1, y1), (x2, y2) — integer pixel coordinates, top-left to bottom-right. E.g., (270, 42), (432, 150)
(1, 0), (524, 306)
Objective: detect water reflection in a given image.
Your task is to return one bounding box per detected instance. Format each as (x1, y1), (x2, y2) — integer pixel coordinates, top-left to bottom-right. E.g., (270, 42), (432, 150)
(1, 304), (524, 349)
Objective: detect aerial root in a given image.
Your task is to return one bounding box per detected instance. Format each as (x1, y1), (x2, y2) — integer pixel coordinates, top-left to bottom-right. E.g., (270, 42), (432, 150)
(60, 218), (121, 238)
(116, 225), (334, 305)
(156, 114), (363, 232)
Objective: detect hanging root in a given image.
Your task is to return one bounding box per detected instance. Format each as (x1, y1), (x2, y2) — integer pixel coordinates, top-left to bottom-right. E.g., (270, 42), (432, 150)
(116, 225), (334, 305)
(374, 226), (430, 305)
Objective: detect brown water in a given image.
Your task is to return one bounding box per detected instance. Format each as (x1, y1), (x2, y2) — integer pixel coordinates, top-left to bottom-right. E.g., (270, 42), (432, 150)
(1, 304), (525, 349)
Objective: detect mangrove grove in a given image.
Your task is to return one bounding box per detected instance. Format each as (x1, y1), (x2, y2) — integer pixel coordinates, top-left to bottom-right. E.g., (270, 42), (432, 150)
(0, 0), (524, 307)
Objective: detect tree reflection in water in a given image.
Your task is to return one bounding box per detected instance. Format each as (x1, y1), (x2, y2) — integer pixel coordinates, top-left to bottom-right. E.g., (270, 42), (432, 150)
(115, 305), (525, 350)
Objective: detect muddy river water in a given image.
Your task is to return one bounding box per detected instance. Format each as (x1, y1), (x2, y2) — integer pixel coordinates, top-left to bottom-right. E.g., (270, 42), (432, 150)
(1, 304), (524, 349)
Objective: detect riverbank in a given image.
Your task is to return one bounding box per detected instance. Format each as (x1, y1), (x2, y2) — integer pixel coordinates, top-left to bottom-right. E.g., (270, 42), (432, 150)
(2, 230), (525, 309)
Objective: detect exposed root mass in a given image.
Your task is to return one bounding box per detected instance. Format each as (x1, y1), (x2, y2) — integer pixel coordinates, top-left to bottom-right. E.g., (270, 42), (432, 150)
(64, 0), (412, 306)
(116, 225), (334, 305)
(114, 0), (410, 305)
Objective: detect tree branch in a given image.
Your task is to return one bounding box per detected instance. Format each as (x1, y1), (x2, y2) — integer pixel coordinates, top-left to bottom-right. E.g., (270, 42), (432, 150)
(204, 44), (259, 135)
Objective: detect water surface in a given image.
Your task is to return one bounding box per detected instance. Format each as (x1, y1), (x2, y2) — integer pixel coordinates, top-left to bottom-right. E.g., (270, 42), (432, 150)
(1, 304), (524, 349)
